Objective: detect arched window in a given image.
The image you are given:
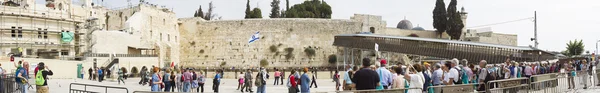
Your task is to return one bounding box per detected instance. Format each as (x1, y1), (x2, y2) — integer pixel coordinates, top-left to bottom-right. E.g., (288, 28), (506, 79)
(58, 3), (63, 10)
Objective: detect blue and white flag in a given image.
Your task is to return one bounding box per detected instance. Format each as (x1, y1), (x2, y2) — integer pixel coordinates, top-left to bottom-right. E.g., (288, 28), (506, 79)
(248, 31), (260, 44)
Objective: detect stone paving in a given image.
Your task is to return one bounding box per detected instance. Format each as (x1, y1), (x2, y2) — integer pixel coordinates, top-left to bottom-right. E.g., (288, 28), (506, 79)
(22, 77), (339, 93)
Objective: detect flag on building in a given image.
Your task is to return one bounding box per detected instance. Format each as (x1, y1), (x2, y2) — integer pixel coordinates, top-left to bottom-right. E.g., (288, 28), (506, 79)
(248, 31), (260, 44)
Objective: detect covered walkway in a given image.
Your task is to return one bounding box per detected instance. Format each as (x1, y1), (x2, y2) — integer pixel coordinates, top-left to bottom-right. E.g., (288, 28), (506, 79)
(333, 34), (556, 64)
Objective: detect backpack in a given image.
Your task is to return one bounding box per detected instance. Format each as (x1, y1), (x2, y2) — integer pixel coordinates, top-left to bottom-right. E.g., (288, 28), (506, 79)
(255, 72), (264, 86)
(452, 67), (463, 84)
(286, 75), (293, 88)
(163, 74), (169, 82)
(15, 68), (26, 82)
(35, 70), (45, 86)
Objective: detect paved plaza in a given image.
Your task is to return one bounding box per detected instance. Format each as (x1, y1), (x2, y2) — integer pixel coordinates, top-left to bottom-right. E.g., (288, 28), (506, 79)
(10, 75), (600, 93)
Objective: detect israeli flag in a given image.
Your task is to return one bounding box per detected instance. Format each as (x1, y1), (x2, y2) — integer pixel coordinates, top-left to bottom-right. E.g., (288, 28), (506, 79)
(248, 31), (260, 44)
(375, 43), (379, 51)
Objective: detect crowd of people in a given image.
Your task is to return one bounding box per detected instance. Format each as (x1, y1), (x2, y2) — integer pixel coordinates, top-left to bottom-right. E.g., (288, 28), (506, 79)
(337, 57), (600, 93)
(3, 60), (55, 93)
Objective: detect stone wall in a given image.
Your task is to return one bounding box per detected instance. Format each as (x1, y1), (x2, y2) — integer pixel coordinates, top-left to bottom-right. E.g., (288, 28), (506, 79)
(179, 18), (362, 68)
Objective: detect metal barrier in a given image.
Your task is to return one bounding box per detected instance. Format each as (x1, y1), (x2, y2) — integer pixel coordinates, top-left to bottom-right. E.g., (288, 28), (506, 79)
(69, 83), (129, 93)
(132, 91), (196, 93)
(428, 83), (481, 93)
(314, 88), (423, 93)
(528, 78), (558, 93)
(486, 77), (530, 93)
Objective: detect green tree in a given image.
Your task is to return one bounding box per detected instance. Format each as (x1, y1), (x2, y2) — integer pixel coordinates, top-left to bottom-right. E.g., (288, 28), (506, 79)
(251, 8), (263, 18)
(194, 5), (204, 17)
(245, 0), (251, 18)
(328, 54), (337, 64)
(432, 0), (447, 38)
(564, 39), (585, 57)
(446, 0), (464, 40)
(285, 0), (332, 18)
(270, 0), (281, 18)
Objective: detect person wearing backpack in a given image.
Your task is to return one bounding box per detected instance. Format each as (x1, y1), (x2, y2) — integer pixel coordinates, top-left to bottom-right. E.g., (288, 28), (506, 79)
(15, 62), (29, 93)
(300, 67), (311, 93)
(448, 59), (461, 85)
(243, 69), (254, 92)
(213, 69), (222, 92)
(476, 60), (490, 91)
(255, 67), (268, 93)
(35, 62), (53, 93)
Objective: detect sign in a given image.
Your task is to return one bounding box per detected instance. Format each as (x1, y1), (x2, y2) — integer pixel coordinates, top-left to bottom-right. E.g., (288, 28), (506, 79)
(375, 43), (379, 51)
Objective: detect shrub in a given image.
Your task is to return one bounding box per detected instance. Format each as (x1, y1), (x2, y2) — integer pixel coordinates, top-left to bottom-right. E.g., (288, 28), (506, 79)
(220, 62), (227, 67)
(328, 54), (337, 64)
(285, 47), (294, 60)
(304, 48), (316, 57)
(260, 59), (269, 67)
(120, 67), (128, 73)
(269, 45), (278, 53)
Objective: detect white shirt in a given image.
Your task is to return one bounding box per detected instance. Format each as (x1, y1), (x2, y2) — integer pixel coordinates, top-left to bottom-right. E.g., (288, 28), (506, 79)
(443, 72), (452, 85)
(408, 73), (425, 93)
(449, 67), (460, 83)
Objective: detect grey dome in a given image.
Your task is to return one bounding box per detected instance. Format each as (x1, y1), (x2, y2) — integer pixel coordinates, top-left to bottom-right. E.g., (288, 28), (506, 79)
(396, 20), (413, 29)
(412, 27), (425, 30)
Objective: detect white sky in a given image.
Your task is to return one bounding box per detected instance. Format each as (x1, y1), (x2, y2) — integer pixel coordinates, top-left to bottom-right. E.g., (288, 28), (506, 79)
(61, 0), (600, 52)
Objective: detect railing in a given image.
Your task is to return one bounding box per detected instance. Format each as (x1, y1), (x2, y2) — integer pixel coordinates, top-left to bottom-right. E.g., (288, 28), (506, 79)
(315, 88), (423, 93)
(69, 83), (129, 93)
(0, 74), (34, 93)
(132, 91), (198, 93)
(429, 83), (481, 93)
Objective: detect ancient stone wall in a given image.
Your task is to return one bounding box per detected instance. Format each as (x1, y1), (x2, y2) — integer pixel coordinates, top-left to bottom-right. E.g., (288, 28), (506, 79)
(179, 18), (362, 68)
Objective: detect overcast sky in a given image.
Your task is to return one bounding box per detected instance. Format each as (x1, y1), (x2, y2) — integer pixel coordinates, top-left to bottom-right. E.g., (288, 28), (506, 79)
(64, 0), (600, 52)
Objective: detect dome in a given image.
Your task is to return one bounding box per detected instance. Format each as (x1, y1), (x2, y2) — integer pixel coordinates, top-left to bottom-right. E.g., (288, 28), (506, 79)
(412, 27), (425, 31)
(396, 19), (413, 29)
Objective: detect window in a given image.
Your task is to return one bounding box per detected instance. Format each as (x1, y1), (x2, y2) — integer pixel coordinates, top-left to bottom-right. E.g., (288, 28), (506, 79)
(150, 30), (153, 39)
(163, 19), (166, 25)
(160, 33), (162, 41)
(17, 27), (22, 38)
(61, 50), (69, 55)
(168, 34), (170, 41)
(175, 36), (178, 42)
(11, 27), (15, 38)
(37, 28), (42, 39)
(43, 29), (48, 39)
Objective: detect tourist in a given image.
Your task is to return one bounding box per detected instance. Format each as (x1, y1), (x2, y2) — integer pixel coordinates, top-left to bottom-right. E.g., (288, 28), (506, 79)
(151, 67), (163, 91)
(15, 62), (29, 93)
(244, 69), (254, 92)
(170, 70), (176, 92)
(139, 66), (147, 85)
(118, 68), (126, 85)
(333, 70), (340, 91)
(197, 71), (205, 93)
(310, 67), (318, 88)
(477, 60), (489, 91)
(237, 71), (245, 90)
(88, 68), (93, 80)
(392, 66), (406, 89)
(213, 69), (222, 93)
(182, 68), (193, 92)
(163, 69), (172, 91)
(376, 59), (393, 89)
(98, 67), (104, 82)
(582, 60), (590, 89)
(342, 65), (354, 90)
(442, 61), (453, 85)
(274, 69), (281, 85)
(288, 69), (299, 93)
(460, 59), (472, 84)
(175, 69), (183, 92)
(403, 64), (425, 93)
(35, 62), (53, 93)
(525, 63), (533, 78)
(352, 58), (380, 90)
(281, 68), (285, 85)
(81, 67), (85, 79)
(192, 70), (199, 92)
(300, 67), (311, 93)
(432, 63), (443, 86)
(256, 67), (268, 93)
(422, 62), (433, 93)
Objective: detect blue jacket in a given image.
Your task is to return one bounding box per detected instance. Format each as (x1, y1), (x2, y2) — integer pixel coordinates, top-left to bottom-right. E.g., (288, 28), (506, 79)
(422, 71), (432, 91)
(300, 73), (311, 93)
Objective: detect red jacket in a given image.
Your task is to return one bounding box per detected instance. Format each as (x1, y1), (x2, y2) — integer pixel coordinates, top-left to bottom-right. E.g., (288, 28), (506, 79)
(289, 75), (297, 87)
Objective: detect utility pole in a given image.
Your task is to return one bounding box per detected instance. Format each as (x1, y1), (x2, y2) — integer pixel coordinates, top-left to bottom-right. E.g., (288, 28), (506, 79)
(533, 11), (538, 48)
